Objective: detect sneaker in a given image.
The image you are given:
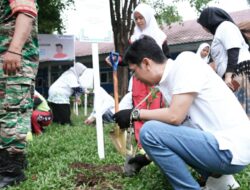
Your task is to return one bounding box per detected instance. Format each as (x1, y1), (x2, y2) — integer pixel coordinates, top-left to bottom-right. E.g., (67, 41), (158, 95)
(202, 175), (240, 190)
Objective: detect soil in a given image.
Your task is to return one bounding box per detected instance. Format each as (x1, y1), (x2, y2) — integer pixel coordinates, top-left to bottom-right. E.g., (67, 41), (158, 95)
(69, 162), (123, 190)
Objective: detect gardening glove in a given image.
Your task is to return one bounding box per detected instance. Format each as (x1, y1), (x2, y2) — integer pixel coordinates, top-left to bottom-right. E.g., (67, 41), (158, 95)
(113, 109), (132, 129)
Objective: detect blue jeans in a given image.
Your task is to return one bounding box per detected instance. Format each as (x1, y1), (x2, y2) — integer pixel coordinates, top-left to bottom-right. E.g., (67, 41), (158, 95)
(102, 109), (114, 123)
(140, 121), (246, 190)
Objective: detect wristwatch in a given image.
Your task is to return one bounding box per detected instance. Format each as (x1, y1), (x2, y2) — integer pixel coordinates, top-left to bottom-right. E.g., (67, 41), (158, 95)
(131, 108), (140, 121)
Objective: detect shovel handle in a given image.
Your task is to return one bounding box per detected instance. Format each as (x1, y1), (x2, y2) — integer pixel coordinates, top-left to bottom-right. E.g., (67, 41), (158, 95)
(109, 51), (119, 113)
(113, 71), (119, 113)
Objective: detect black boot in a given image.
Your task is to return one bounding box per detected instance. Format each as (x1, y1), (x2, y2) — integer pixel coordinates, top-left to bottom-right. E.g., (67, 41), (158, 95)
(0, 150), (27, 188)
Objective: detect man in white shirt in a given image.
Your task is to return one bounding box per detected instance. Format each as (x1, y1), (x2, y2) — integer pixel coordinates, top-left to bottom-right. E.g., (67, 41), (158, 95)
(113, 36), (250, 190)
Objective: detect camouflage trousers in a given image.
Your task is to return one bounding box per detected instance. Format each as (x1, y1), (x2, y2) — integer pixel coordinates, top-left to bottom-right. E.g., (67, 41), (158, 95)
(0, 58), (37, 154)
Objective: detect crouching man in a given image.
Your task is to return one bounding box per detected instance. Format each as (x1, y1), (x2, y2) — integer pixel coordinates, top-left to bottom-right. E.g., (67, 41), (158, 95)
(114, 35), (250, 189)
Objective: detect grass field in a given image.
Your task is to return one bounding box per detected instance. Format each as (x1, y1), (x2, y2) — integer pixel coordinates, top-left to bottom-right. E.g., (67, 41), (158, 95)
(5, 107), (250, 190)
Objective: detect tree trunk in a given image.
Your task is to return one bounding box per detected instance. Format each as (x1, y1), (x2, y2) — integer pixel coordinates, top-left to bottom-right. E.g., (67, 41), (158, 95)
(109, 0), (137, 97)
(117, 67), (129, 99)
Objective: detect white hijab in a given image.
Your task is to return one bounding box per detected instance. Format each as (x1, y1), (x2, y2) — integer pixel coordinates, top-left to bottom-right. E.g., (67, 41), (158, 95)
(69, 62), (87, 78)
(196, 43), (210, 64)
(130, 3), (166, 48)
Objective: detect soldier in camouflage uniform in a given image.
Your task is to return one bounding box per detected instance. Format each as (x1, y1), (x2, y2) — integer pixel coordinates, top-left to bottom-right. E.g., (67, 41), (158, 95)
(0, 0), (39, 188)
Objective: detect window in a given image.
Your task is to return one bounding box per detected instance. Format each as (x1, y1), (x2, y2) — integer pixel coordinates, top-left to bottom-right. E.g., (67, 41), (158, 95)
(100, 71), (112, 84)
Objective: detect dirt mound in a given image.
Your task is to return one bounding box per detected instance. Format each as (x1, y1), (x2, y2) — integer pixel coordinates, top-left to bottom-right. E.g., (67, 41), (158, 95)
(69, 162), (123, 189)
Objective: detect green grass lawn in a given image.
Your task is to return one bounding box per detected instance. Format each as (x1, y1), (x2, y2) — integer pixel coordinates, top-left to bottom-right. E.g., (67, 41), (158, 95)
(5, 107), (250, 190)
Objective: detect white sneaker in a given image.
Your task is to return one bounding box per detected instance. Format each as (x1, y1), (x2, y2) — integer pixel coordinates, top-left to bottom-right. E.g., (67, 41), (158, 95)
(202, 175), (240, 190)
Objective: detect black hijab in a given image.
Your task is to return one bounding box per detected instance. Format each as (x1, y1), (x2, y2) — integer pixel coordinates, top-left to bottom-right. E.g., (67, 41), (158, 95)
(197, 7), (234, 35)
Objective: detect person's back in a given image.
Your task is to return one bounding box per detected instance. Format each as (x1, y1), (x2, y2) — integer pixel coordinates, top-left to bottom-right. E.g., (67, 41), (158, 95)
(32, 91), (52, 135)
(48, 71), (76, 103)
(48, 62), (86, 125)
(48, 63), (86, 104)
(84, 86), (115, 125)
(34, 91), (50, 112)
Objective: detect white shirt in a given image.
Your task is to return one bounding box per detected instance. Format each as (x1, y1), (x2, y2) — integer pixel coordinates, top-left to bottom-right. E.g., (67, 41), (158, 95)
(79, 68), (94, 89)
(159, 51), (250, 165)
(89, 88), (133, 120)
(48, 70), (80, 104)
(211, 21), (250, 77)
(89, 87), (115, 119)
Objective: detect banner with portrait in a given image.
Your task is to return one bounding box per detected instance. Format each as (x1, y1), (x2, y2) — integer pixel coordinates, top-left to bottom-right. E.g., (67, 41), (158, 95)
(38, 34), (75, 62)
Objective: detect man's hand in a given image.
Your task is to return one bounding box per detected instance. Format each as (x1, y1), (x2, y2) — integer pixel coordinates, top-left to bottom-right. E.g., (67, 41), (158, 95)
(224, 72), (240, 92)
(113, 109), (132, 129)
(224, 73), (234, 91)
(2, 51), (21, 75)
(84, 116), (95, 125)
(75, 97), (81, 104)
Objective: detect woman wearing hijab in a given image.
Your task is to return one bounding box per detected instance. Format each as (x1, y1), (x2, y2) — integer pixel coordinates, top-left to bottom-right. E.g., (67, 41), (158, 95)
(130, 3), (166, 46)
(196, 43), (216, 70)
(196, 43), (211, 64)
(198, 7), (250, 118)
(48, 62), (86, 125)
(130, 3), (169, 57)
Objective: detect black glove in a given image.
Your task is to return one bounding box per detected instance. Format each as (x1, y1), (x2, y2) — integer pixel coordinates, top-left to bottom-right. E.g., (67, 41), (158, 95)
(113, 109), (132, 129)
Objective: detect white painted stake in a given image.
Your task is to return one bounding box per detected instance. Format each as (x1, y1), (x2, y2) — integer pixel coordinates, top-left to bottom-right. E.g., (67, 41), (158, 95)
(84, 90), (88, 116)
(73, 101), (78, 116)
(76, 101), (78, 116)
(92, 43), (105, 159)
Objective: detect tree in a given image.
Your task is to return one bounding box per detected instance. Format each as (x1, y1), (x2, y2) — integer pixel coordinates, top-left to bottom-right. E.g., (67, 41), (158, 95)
(109, 0), (136, 97)
(109, 0), (213, 97)
(38, 0), (74, 34)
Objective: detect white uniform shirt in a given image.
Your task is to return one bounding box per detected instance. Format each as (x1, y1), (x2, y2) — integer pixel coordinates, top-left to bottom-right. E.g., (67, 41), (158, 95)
(48, 70), (80, 104)
(89, 88), (133, 119)
(211, 21), (250, 77)
(89, 87), (114, 118)
(158, 51), (250, 165)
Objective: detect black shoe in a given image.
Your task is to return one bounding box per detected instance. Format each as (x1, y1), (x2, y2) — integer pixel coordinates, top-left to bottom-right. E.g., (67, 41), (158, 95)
(124, 155), (141, 177)
(0, 150), (28, 188)
(0, 173), (26, 188)
(124, 154), (151, 177)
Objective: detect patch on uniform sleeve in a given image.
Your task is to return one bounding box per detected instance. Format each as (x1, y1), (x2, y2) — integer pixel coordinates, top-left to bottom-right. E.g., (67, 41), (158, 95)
(9, 0), (37, 18)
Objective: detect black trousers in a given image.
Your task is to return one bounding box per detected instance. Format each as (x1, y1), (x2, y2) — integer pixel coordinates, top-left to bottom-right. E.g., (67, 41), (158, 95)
(48, 102), (71, 125)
